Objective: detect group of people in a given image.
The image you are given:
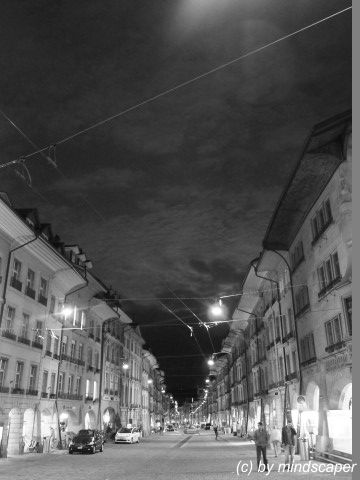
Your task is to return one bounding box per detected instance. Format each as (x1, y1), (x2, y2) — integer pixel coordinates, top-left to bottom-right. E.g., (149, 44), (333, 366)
(252, 421), (297, 472)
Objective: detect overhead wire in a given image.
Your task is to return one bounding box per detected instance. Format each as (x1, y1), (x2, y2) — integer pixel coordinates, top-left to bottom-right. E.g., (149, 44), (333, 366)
(0, 109), (106, 221)
(166, 287), (216, 353)
(0, 6), (351, 171)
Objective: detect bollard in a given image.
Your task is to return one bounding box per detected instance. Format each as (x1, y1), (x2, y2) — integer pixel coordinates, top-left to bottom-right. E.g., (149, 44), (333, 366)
(299, 437), (309, 461)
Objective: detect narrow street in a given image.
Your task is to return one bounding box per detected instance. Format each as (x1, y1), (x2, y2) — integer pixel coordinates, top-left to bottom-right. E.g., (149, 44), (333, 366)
(0, 432), (354, 480)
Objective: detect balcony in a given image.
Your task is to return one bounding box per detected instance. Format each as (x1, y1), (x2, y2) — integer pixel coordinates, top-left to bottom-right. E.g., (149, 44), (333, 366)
(301, 357), (317, 367)
(41, 392), (48, 398)
(53, 353), (60, 360)
(10, 276), (22, 292)
(95, 337), (101, 343)
(26, 389), (38, 396)
(275, 336), (281, 344)
(68, 393), (83, 401)
(318, 276), (342, 299)
(25, 286), (36, 299)
(12, 388), (25, 395)
(87, 365), (94, 372)
(295, 303), (310, 319)
(283, 331), (295, 343)
(104, 388), (109, 394)
(285, 372), (298, 382)
(2, 329), (17, 341)
(89, 333), (94, 339)
(38, 294), (48, 306)
(17, 335), (30, 345)
(32, 340), (43, 350)
(85, 396), (93, 402)
(325, 340), (346, 354)
(266, 341), (275, 351)
(45, 350), (52, 357)
(0, 386), (9, 393)
(49, 393), (56, 399)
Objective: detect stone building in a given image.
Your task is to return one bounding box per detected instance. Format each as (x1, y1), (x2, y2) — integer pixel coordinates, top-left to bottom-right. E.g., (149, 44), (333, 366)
(204, 111), (352, 461)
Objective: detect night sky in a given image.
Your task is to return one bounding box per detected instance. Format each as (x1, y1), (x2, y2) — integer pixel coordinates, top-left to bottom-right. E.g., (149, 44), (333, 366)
(0, 0), (352, 401)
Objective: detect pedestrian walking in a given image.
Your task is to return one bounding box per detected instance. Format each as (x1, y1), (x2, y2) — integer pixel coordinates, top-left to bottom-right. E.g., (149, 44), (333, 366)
(281, 421), (297, 470)
(253, 422), (270, 472)
(213, 425), (218, 440)
(269, 426), (282, 457)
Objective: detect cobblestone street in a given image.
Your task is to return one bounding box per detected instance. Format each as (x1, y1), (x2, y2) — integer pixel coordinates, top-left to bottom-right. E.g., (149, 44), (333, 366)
(0, 433), (355, 480)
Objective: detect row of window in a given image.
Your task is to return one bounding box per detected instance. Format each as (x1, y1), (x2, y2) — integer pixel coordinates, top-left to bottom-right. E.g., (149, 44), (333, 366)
(10, 257), (49, 304)
(289, 199), (333, 272)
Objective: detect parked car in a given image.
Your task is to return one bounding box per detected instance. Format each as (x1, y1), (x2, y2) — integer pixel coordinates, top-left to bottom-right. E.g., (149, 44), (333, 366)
(166, 424), (175, 432)
(69, 429), (104, 454)
(114, 427), (140, 444)
(184, 426), (200, 435)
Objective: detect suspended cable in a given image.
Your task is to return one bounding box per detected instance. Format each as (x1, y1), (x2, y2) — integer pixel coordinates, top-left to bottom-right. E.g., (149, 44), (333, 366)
(0, 109), (105, 221)
(0, 6), (351, 170)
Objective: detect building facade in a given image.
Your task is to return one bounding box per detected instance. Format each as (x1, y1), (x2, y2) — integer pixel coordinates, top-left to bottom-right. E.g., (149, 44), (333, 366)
(0, 196), (171, 457)
(203, 111), (352, 460)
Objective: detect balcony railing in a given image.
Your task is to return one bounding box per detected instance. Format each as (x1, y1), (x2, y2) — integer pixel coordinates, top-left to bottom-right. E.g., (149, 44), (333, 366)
(25, 286), (36, 299)
(285, 372), (298, 382)
(266, 341), (275, 350)
(41, 391), (48, 398)
(17, 335), (30, 345)
(49, 393), (56, 399)
(26, 389), (38, 396)
(10, 276), (22, 291)
(38, 294), (48, 306)
(318, 276), (342, 299)
(283, 331), (295, 343)
(32, 340), (43, 350)
(53, 353), (60, 360)
(87, 365), (94, 372)
(295, 303), (310, 319)
(45, 350), (52, 357)
(301, 357), (317, 367)
(2, 329), (17, 341)
(85, 396), (93, 402)
(325, 340), (346, 354)
(0, 386), (9, 393)
(12, 387), (25, 395)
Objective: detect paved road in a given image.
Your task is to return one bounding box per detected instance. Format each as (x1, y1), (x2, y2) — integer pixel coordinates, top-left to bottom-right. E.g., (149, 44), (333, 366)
(0, 432), (355, 480)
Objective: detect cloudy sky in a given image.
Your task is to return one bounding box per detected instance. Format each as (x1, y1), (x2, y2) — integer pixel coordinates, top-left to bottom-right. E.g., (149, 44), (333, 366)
(0, 0), (351, 400)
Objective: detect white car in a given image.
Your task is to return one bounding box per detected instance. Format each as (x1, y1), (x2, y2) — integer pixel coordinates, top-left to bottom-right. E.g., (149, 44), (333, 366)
(115, 427), (140, 444)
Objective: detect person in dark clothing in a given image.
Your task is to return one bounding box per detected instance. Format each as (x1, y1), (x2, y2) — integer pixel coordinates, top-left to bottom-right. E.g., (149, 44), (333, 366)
(213, 425), (218, 440)
(253, 422), (270, 472)
(281, 421), (297, 469)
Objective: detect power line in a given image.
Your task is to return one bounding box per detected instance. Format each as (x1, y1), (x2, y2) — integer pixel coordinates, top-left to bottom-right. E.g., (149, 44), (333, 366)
(0, 109), (105, 221)
(0, 6), (351, 171)
(167, 287), (216, 353)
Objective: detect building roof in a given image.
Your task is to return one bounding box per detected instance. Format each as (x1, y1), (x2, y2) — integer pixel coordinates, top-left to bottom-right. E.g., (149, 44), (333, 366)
(263, 110), (352, 251)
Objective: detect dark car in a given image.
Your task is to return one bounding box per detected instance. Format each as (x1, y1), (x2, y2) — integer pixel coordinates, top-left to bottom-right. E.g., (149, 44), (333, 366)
(166, 424), (175, 432)
(69, 429), (104, 454)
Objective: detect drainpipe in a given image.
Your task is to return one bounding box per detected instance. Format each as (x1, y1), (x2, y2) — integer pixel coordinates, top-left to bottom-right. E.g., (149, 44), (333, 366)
(266, 249), (303, 396)
(243, 338), (250, 435)
(55, 276), (89, 448)
(251, 260), (289, 428)
(0, 235), (38, 328)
